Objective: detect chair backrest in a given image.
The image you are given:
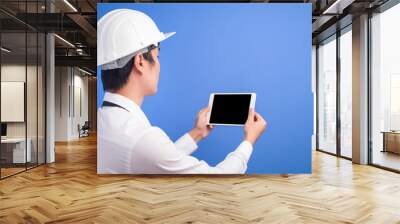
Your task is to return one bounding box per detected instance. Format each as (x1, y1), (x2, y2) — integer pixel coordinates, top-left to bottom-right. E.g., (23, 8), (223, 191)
(82, 121), (90, 129)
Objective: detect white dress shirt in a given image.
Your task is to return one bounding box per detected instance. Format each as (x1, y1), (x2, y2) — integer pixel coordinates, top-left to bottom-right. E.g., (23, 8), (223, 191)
(98, 92), (254, 174)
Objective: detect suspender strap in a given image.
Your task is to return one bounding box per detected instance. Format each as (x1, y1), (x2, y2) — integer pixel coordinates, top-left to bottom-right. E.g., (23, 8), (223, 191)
(101, 101), (128, 112)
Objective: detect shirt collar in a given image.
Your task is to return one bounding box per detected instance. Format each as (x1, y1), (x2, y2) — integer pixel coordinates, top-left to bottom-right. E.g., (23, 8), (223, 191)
(103, 92), (150, 124)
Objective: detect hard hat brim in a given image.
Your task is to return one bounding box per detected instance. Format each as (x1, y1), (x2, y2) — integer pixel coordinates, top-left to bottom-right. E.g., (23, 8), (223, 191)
(163, 32), (176, 41)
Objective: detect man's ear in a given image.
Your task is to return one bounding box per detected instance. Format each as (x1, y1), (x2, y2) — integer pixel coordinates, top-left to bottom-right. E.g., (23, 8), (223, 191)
(133, 53), (145, 74)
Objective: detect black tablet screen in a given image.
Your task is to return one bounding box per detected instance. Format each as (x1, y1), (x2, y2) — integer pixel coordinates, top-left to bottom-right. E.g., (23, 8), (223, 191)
(209, 94), (251, 125)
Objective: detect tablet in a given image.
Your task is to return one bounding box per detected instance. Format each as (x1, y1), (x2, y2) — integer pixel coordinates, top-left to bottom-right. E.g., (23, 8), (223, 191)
(207, 93), (256, 126)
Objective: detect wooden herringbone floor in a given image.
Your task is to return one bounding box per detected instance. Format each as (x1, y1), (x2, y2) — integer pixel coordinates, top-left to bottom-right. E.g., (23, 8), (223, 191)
(1, 134), (400, 224)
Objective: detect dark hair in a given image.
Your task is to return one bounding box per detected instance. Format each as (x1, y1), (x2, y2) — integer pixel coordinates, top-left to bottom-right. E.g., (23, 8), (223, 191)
(101, 48), (156, 92)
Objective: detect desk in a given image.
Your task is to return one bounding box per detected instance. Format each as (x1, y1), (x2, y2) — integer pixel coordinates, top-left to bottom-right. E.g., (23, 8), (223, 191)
(381, 131), (400, 154)
(1, 138), (31, 164)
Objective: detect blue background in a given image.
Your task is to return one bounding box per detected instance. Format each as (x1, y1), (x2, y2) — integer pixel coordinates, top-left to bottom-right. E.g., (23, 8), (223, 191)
(97, 3), (312, 174)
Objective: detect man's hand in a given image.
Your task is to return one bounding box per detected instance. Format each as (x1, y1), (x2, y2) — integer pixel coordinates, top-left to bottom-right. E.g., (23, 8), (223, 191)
(244, 109), (267, 145)
(189, 106), (214, 142)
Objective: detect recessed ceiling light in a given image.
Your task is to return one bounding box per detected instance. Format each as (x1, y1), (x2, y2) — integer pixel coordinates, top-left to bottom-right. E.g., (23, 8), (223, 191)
(1, 47), (11, 53)
(323, 0), (355, 15)
(63, 0), (78, 12)
(78, 67), (93, 76)
(54, 34), (75, 48)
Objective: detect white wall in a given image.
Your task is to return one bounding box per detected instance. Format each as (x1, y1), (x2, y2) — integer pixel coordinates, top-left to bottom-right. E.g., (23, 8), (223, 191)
(55, 67), (89, 141)
(73, 73), (89, 138)
(1, 64), (42, 137)
(1, 65), (25, 136)
(1, 65), (26, 140)
(1, 63), (46, 164)
(1, 82), (25, 122)
(55, 66), (69, 141)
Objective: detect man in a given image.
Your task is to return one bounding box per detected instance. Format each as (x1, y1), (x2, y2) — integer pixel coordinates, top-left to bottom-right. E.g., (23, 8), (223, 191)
(97, 9), (266, 174)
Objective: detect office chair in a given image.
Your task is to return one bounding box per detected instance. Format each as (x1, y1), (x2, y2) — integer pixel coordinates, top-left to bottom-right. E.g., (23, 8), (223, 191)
(79, 121), (90, 138)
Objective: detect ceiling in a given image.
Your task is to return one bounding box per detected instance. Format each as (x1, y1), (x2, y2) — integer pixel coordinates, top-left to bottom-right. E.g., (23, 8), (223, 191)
(0, 0), (393, 75)
(0, 0), (96, 74)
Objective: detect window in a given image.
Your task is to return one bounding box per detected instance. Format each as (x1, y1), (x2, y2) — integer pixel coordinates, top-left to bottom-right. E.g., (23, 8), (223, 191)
(317, 35), (337, 154)
(339, 27), (352, 158)
(370, 2), (400, 171)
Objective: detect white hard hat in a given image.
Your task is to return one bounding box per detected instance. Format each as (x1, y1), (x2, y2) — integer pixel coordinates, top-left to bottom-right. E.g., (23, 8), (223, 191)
(97, 9), (175, 70)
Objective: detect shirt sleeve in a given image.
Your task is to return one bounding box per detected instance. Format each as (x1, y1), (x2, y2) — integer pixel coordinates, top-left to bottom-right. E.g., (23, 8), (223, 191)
(174, 133), (198, 155)
(132, 127), (253, 174)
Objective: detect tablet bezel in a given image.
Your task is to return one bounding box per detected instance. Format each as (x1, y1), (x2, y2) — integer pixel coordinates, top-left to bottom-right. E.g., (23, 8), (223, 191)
(207, 92), (256, 126)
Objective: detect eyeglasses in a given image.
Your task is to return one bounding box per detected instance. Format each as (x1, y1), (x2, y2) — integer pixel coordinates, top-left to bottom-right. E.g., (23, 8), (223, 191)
(147, 42), (160, 52)
(146, 42), (160, 59)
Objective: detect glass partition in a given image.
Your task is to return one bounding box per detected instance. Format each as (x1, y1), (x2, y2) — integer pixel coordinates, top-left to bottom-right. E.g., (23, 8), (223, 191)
(0, 1), (46, 179)
(38, 32), (45, 165)
(1, 30), (28, 177)
(27, 31), (38, 169)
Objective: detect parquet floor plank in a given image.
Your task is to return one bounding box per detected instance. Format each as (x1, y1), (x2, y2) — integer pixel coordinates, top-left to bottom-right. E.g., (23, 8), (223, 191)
(0, 135), (399, 223)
